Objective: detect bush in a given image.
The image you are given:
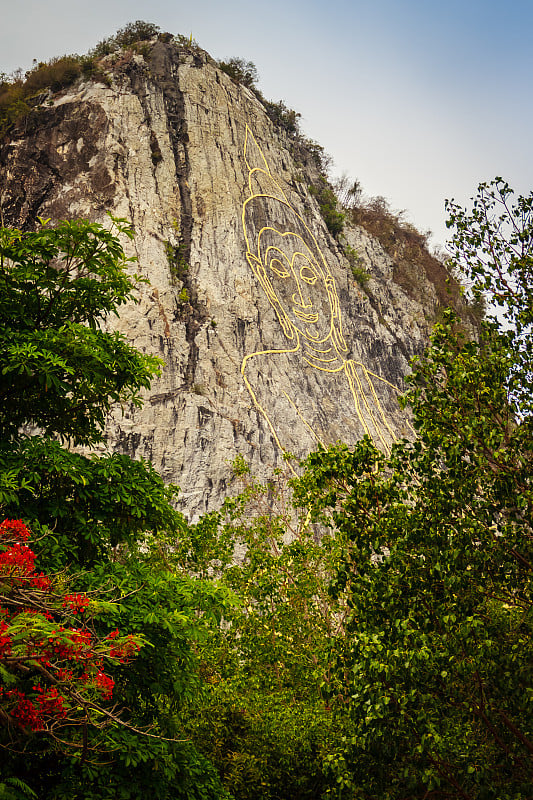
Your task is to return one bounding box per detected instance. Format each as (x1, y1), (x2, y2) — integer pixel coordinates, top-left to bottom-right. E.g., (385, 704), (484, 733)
(309, 177), (345, 237)
(263, 99), (301, 137)
(217, 57), (259, 90)
(0, 56), (91, 137)
(91, 20), (160, 57)
(0, 78), (29, 136)
(343, 243), (370, 287)
(115, 21), (160, 47)
(24, 56), (83, 94)
(333, 174), (362, 209)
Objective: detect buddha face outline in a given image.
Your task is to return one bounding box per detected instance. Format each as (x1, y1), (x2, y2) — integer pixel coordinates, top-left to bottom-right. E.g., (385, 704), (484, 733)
(254, 227), (335, 344)
(242, 125), (347, 352)
(244, 201), (346, 349)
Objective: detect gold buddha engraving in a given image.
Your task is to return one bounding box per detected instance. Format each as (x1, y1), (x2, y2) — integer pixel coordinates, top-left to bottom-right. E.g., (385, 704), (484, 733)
(240, 126), (405, 458)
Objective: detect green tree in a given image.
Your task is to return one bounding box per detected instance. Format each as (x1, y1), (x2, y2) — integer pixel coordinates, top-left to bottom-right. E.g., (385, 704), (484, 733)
(0, 218), (179, 568)
(292, 180), (533, 799)
(216, 58), (259, 91)
(172, 460), (354, 800)
(0, 218), (232, 799)
(0, 217), (159, 445)
(445, 177), (533, 417)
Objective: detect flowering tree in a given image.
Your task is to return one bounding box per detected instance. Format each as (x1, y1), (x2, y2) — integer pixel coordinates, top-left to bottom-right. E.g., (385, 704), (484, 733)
(0, 217), (233, 799)
(0, 518), (143, 751)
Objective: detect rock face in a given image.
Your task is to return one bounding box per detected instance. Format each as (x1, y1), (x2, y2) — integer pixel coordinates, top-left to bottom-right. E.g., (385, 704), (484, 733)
(0, 39), (449, 517)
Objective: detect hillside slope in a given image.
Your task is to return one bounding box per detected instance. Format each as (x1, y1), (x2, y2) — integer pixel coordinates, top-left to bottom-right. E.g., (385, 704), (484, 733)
(0, 35), (463, 516)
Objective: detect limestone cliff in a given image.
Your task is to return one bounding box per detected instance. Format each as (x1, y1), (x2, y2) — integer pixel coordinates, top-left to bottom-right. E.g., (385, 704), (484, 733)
(0, 38), (456, 517)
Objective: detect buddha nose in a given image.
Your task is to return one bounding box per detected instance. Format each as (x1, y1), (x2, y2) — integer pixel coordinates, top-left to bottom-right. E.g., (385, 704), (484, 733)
(292, 281), (311, 309)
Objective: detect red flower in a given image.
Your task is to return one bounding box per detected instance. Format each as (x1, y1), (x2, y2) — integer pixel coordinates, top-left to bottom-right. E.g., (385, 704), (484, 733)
(62, 593), (90, 613)
(95, 671), (114, 700)
(0, 542), (36, 575)
(1, 689), (43, 731)
(107, 633), (140, 663)
(31, 573), (52, 590)
(55, 667), (74, 682)
(35, 685), (67, 719)
(0, 620), (12, 656)
(0, 520), (31, 542)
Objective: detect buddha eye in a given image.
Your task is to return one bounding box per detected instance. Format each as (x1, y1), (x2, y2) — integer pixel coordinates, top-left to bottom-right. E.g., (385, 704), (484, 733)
(300, 264), (318, 285)
(270, 259), (290, 278)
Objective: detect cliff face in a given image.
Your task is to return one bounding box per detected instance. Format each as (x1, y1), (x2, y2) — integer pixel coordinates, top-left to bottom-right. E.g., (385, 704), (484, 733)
(0, 39), (448, 517)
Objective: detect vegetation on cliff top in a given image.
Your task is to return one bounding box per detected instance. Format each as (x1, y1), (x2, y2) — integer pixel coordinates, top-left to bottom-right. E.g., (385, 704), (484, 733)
(1, 19), (446, 300)
(0, 22), (163, 137)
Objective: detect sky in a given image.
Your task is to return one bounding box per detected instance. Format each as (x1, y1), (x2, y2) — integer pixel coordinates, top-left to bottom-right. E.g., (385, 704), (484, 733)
(1, 0), (532, 248)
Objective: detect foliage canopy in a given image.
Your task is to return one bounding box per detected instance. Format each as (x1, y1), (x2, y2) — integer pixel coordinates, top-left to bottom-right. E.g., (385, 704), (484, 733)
(175, 180), (533, 800)
(0, 107), (531, 798)
(290, 180), (533, 799)
(0, 217), (232, 800)
(0, 217), (160, 446)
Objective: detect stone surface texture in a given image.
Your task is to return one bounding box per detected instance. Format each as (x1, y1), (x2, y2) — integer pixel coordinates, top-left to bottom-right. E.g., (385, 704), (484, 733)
(0, 39), (454, 518)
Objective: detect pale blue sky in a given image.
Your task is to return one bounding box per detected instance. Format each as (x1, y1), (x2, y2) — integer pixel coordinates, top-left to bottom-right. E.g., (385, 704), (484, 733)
(1, 0), (532, 247)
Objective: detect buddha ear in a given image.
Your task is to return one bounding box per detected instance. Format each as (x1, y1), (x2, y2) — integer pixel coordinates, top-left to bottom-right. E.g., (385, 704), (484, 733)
(246, 252), (264, 279)
(247, 252), (273, 297)
(324, 275), (337, 315)
(326, 275), (348, 352)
